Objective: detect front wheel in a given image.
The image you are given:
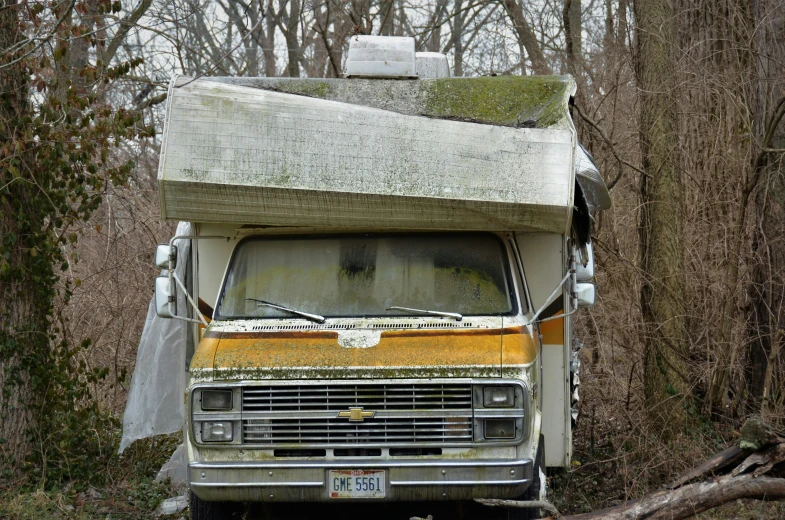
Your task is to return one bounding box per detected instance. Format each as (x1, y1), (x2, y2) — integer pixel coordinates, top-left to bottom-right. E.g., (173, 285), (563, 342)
(508, 434), (546, 520)
(189, 490), (240, 520)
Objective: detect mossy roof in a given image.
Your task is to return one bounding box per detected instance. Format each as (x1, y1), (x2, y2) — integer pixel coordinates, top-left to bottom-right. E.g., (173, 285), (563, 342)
(201, 75), (576, 130)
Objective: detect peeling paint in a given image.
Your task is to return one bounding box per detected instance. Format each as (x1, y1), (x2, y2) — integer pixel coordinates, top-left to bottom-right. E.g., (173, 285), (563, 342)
(337, 329), (382, 348)
(187, 318), (538, 382)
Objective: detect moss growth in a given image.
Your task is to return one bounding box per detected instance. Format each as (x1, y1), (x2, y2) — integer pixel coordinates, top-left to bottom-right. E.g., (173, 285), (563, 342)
(271, 80), (332, 99)
(421, 75), (574, 128)
(739, 416), (779, 450)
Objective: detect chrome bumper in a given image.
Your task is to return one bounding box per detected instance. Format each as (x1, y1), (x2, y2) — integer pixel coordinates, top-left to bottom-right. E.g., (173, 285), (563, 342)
(189, 458), (533, 502)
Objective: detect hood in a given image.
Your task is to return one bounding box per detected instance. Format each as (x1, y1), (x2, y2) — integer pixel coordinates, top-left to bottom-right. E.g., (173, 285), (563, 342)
(190, 326), (537, 381)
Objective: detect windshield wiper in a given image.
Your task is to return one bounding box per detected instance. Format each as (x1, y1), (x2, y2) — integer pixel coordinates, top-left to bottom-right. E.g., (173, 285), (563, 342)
(386, 305), (462, 321)
(245, 298), (326, 324)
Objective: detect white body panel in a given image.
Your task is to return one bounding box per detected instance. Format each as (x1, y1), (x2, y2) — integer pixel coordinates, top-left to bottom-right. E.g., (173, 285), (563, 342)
(517, 233), (564, 311)
(158, 80), (575, 233)
(516, 233), (571, 468)
(193, 223), (239, 311)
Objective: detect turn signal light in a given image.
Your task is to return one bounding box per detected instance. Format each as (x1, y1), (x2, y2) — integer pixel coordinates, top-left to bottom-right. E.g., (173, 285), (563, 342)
(484, 419), (515, 439)
(201, 421), (234, 442)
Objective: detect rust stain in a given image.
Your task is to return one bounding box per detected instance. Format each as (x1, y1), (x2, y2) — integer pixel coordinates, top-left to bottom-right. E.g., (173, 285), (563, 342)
(501, 326), (539, 366)
(190, 335), (220, 372)
(191, 327), (538, 374)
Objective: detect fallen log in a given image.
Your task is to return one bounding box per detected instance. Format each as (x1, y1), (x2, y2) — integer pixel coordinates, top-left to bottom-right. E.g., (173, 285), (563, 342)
(477, 417), (785, 520)
(551, 473), (785, 520)
(666, 445), (748, 489)
(550, 417), (785, 520)
(474, 499), (560, 517)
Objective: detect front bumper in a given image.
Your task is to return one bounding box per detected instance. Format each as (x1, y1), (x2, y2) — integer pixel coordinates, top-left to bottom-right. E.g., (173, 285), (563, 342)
(189, 458), (533, 502)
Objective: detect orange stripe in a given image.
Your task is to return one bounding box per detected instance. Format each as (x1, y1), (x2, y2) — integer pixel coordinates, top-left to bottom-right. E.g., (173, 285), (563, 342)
(539, 314), (564, 344)
(191, 327), (538, 372)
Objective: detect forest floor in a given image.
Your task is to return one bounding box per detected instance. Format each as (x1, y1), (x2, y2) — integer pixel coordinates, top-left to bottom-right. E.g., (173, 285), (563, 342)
(2, 473), (783, 519)
(2, 431), (784, 520)
(2, 359), (784, 519)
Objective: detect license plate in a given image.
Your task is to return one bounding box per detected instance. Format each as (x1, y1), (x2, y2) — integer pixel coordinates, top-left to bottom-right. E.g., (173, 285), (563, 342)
(328, 470), (386, 498)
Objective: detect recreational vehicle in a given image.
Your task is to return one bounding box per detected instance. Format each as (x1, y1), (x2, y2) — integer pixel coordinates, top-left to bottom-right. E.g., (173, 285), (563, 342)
(153, 35), (610, 519)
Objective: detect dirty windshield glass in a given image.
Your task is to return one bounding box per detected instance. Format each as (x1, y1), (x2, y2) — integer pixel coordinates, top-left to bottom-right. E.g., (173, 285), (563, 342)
(215, 234), (514, 319)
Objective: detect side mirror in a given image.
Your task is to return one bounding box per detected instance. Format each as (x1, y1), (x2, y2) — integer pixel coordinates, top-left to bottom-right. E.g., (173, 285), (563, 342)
(155, 244), (177, 269)
(575, 242), (594, 282)
(575, 282), (596, 309)
(155, 275), (176, 318)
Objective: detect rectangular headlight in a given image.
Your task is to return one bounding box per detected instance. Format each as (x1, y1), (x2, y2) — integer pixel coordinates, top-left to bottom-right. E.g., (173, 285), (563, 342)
(483, 386), (515, 408)
(201, 421), (234, 442)
(484, 418), (515, 439)
(201, 389), (233, 411)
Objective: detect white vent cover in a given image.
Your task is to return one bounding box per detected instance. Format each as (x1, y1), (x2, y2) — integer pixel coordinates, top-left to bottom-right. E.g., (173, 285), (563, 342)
(344, 35), (417, 78)
(415, 52), (450, 78)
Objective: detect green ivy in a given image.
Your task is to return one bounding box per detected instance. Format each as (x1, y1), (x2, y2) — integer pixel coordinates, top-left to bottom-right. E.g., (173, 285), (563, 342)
(0, 1), (153, 486)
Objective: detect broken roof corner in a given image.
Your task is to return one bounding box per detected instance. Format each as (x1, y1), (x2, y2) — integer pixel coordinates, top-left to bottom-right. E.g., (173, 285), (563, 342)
(420, 75), (576, 129)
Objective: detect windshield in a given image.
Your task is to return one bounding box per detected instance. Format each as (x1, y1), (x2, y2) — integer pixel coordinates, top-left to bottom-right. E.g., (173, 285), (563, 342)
(215, 233), (515, 320)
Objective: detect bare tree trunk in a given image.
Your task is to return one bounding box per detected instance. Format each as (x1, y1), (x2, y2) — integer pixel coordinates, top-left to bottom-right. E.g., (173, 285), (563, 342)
(263, 0), (277, 76)
(501, 0), (550, 75)
(617, 0), (627, 47)
(635, 0), (690, 432)
(451, 0), (465, 77)
(745, 0), (785, 418)
(563, 0), (581, 75)
(380, 0), (394, 36)
(310, 4), (330, 77)
(426, 0), (448, 52)
(0, 0), (41, 469)
(284, 0), (301, 77)
(603, 0), (614, 57)
(394, 0), (404, 36)
(223, 0), (262, 76)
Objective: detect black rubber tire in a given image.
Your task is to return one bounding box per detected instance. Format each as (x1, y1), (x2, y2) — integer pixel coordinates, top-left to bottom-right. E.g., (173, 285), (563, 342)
(189, 490), (239, 520)
(507, 434), (546, 520)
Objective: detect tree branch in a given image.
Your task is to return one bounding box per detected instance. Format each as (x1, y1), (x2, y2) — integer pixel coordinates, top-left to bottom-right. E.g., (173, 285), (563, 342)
(102, 0), (154, 67)
(571, 101), (645, 187)
(176, 15), (266, 88)
(0, 0), (76, 71)
(135, 92), (167, 110)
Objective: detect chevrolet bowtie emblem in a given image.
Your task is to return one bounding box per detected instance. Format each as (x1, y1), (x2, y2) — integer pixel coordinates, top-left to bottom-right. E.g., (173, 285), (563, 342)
(338, 407), (376, 422)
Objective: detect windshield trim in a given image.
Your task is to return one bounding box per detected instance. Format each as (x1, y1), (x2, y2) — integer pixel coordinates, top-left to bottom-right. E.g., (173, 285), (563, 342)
(213, 232), (520, 321)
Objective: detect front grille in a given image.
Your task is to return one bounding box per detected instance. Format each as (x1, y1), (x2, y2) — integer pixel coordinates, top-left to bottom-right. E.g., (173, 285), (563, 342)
(243, 417), (473, 444)
(241, 383), (474, 446)
(242, 383), (473, 412)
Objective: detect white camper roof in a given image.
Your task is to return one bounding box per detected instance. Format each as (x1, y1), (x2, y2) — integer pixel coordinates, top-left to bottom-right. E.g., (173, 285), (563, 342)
(158, 76), (579, 233)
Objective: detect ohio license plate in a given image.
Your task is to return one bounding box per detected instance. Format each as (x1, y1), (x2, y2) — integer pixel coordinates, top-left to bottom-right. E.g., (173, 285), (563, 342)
(328, 469), (386, 498)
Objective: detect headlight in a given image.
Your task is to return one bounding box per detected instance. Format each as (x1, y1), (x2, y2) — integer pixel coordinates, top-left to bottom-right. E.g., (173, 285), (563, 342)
(201, 421), (234, 442)
(483, 386), (515, 408)
(484, 418), (515, 439)
(201, 389), (233, 411)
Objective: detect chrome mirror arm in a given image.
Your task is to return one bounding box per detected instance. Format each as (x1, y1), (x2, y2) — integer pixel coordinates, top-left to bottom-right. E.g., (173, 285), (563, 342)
(525, 271), (572, 326)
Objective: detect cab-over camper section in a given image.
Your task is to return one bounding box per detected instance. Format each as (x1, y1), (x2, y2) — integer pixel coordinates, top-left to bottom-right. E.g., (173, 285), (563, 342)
(152, 35), (609, 519)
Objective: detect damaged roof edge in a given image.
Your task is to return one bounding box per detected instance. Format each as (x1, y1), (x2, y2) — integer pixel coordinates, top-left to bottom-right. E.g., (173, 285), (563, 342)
(190, 74), (577, 130)
(159, 76), (584, 233)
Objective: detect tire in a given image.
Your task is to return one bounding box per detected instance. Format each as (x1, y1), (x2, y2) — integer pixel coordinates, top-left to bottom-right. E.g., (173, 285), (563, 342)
(508, 434), (546, 520)
(189, 490), (239, 520)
